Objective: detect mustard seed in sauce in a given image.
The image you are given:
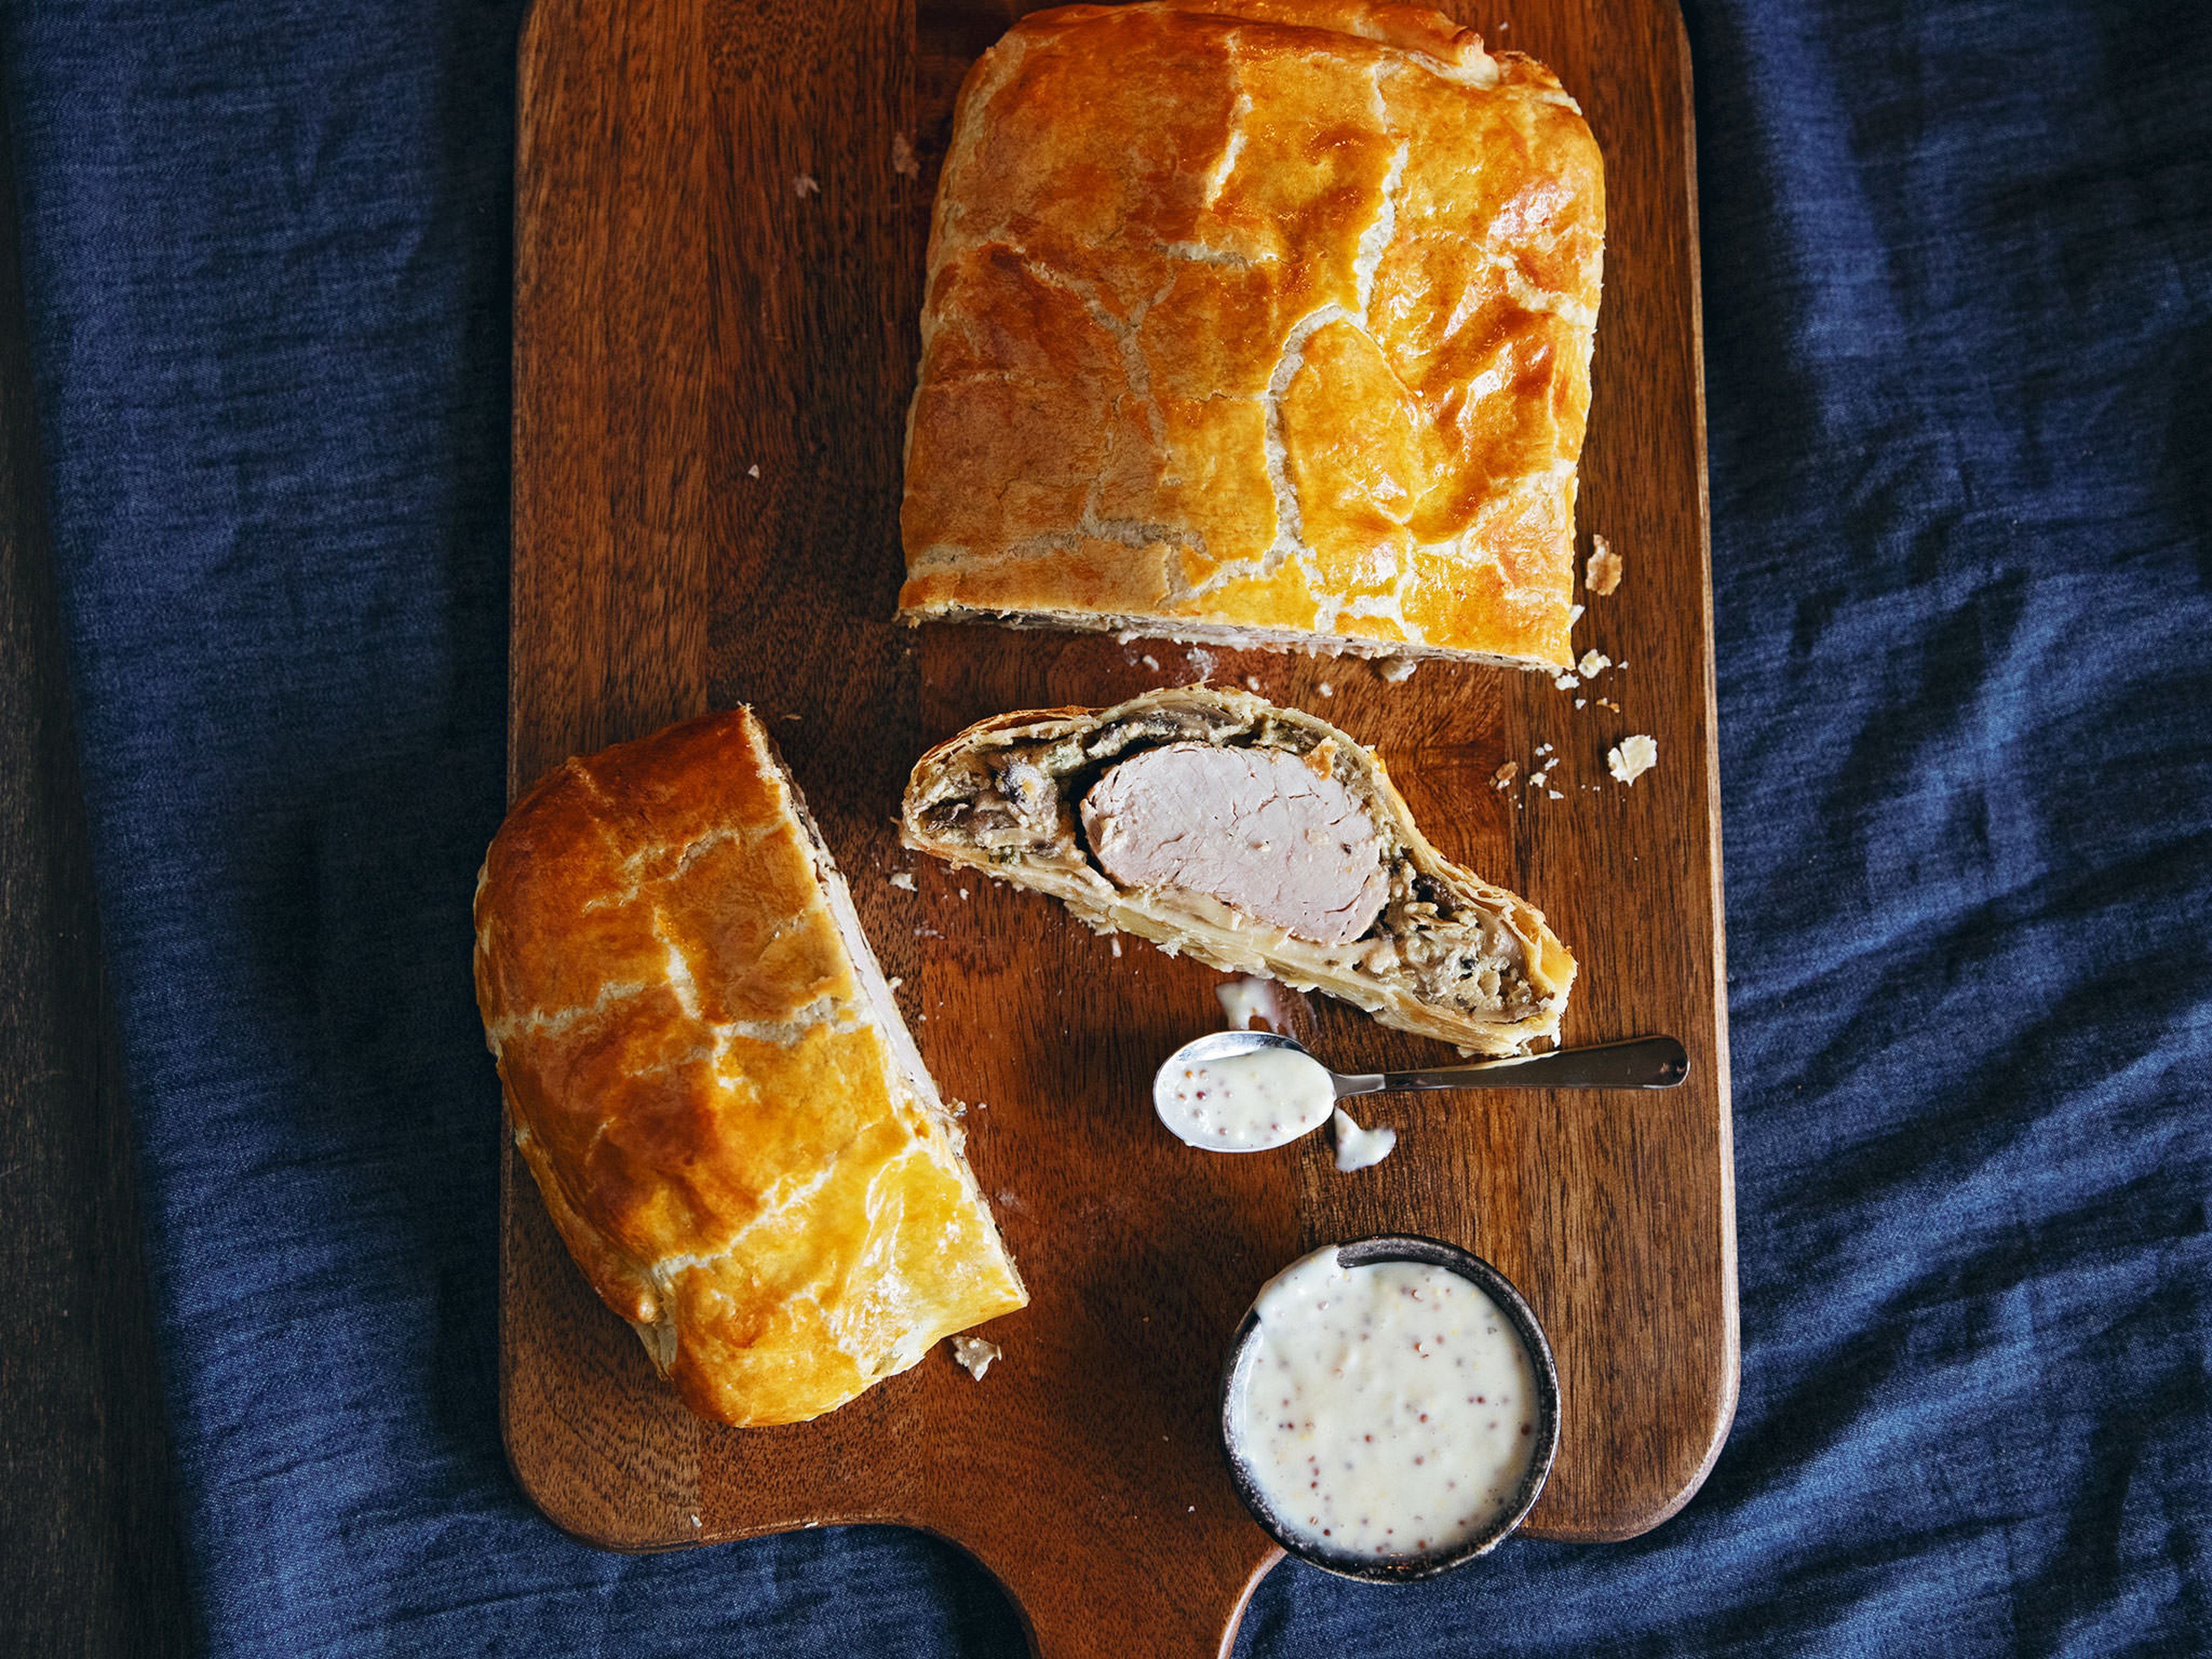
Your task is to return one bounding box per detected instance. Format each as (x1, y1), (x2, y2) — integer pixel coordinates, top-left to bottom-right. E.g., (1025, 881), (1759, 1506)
(1233, 1247), (1541, 1562)
(1157, 1047), (1335, 1152)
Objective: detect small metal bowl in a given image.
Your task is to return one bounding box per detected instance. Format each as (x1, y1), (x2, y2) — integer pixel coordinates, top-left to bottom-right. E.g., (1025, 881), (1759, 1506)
(1217, 1234), (1562, 1582)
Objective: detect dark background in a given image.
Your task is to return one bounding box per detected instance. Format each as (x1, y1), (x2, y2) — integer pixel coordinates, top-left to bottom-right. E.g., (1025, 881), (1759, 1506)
(0, 82), (190, 1653)
(1, 0), (2206, 1654)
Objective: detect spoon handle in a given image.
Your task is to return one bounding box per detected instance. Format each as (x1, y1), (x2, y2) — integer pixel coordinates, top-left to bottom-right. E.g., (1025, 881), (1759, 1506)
(1334, 1036), (1690, 1097)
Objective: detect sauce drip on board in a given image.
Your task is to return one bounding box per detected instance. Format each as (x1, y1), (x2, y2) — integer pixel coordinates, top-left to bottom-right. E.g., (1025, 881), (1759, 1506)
(1330, 1107), (1397, 1171)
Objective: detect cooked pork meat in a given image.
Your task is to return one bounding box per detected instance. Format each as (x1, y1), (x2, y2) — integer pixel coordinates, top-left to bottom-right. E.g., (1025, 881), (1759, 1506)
(901, 688), (1576, 1054)
(1081, 744), (1389, 946)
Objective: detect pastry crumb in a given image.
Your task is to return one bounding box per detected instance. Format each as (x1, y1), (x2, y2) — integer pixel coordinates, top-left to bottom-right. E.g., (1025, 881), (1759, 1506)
(1377, 657), (1418, 683)
(1598, 697), (1621, 713)
(1318, 681), (1334, 697)
(949, 1334), (1002, 1381)
(1244, 674), (1262, 691)
(1578, 649), (1611, 677)
(1608, 734), (1658, 785)
(1110, 938), (1122, 957)
(1548, 789), (1565, 800)
(1575, 698), (1587, 709)
(794, 173), (820, 197)
(891, 133), (921, 177)
(746, 463), (760, 478)
(958, 887), (969, 900)
(889, 872), (916, 892)
(1569, 602), (1585, 626)
(1553, 672), (1580, 691)
(887, 977), (903, 991)
(1587, 535), (1623, 596)
(1141, 654), (1159, 671)
(1492, 762), (1518, 789)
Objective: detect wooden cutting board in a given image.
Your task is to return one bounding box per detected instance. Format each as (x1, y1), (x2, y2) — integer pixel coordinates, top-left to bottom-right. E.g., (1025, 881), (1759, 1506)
(505, 0), (1733, 1650)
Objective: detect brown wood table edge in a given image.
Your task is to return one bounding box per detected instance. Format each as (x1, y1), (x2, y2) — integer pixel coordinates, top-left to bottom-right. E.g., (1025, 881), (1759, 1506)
(495, 1124), (655, 1553)
(1534, 0), (1737, 1547)
(1665, 0), (1741, 1540)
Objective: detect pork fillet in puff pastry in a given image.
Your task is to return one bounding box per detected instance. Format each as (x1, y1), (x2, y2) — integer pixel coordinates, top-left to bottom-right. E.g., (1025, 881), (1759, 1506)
(475, 710), (1025, 1427)
(903, 688), (1574, 1052)
(899, 0), (1605, 668)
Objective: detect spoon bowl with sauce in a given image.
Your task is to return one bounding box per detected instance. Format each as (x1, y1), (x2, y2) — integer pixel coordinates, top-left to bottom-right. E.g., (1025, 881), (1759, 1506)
(1218, 1236), (1562, 1582)
(1152, 1028), (1689, 1153)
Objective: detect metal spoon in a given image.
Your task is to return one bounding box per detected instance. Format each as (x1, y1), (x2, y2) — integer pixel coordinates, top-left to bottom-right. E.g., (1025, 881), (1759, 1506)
(1152, 1028), (1690, 1153)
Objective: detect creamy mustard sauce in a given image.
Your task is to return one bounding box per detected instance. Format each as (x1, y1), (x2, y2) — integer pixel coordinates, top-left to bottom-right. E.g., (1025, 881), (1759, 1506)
(1215, 975), (1283, 1031)
(1329, 1107), (1397, 1171)
(1235, 1248), (1540, 1560)
(1157, 1047), (1336, 1152)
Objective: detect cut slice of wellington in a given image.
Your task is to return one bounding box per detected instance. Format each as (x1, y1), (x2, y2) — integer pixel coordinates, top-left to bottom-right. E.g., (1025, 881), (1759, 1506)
(902, 688), (1574, 1053)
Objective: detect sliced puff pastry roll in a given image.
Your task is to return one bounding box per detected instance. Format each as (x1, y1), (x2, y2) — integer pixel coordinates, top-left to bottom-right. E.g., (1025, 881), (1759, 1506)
(475, 709), (1025, 1427)
(902, 687), (1575, 1054)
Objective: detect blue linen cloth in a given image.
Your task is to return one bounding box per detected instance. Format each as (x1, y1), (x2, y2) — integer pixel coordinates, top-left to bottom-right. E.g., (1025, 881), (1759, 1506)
(3, 0), (2206, 1652)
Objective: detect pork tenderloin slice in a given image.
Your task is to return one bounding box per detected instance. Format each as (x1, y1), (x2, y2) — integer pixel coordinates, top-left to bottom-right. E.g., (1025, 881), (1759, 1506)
(1078, 743), (1389, 946)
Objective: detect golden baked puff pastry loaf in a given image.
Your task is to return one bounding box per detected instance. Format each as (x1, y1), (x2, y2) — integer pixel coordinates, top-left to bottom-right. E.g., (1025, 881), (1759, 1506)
(899, 0), (1605, 668)
(474, 710), (1025, 1427)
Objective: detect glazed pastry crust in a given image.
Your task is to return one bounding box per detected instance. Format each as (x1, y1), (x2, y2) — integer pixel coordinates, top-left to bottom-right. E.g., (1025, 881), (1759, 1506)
(475, 710), (1025, 1427)
(902, 687), (1575, 1053)
(899, 0), (1604, 668)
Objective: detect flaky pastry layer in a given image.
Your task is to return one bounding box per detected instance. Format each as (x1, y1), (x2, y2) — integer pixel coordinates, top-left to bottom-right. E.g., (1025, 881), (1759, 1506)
(475, 710), (1025, 1427)
(899, 0), (1605, 668)
(902, 687), (1575, 1052)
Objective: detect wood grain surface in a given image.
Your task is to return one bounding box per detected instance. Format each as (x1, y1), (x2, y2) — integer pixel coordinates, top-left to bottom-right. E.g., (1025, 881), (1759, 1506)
(508, 0), (1732, 1650)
